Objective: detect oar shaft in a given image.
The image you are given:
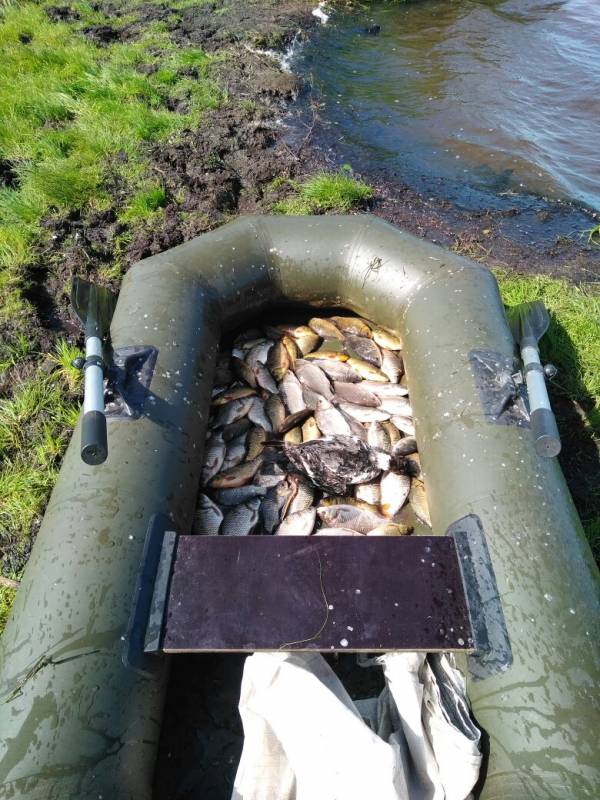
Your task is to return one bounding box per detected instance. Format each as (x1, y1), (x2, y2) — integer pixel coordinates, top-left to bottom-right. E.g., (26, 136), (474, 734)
(521, 343), (561, 457)
(81, 335), (108, 465)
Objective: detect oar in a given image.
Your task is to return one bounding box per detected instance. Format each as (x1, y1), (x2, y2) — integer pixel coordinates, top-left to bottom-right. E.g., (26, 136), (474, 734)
(508, 300), (561, 458)
(71, 278), (117, 465)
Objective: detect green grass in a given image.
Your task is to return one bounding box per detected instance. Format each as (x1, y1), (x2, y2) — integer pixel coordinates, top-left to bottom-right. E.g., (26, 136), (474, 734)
(0, 1), (220, 319)
(496, 271), (600, 556)
(274, 170), (373, 214)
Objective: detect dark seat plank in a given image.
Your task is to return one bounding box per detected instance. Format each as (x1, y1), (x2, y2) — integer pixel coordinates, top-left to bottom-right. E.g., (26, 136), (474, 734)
(153, 536), (473, 653)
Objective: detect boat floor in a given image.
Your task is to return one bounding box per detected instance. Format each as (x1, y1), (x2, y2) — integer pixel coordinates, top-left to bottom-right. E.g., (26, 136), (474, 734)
(154, 653), (385, 799)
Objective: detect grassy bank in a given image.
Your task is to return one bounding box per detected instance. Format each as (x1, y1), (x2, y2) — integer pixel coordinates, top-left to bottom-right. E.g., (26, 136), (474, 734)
(1, 1), (599, 633)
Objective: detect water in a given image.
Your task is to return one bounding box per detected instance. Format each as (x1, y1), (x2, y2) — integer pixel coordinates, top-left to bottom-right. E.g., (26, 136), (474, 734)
(293, 0), (600, 211)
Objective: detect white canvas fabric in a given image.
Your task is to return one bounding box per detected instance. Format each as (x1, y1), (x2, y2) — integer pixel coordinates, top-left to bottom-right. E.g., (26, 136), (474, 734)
(232, 651), (481, 800)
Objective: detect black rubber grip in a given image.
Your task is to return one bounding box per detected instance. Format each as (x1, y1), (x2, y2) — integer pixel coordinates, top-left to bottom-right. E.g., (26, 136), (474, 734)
(81, 410), (108, 465)
(531, 407), (561, 458)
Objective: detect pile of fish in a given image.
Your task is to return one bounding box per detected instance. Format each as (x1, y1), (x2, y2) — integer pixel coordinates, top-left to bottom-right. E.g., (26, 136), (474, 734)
(194, 315), (431, 537)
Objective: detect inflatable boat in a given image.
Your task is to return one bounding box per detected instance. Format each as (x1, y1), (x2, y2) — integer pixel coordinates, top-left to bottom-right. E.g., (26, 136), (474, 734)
(0, 215), (598, 799)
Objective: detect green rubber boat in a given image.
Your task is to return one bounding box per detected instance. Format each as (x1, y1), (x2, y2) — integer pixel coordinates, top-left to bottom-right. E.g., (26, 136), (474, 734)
(0, 215), (598, 799)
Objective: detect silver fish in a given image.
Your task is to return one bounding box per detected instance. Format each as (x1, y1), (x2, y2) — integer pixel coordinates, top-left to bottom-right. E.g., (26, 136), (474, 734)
(314, 397), (352, 436)
(391, 415), (415, 436)
(302, 385), (322, 411)
(314, 527), (364, 536)
(306, 359), (361, 383)
(276, 507), (317, 535)
(338, 402), (390, 423)
(222, 432), (248, 470)
(355, 480), (381, 505)
(261, 490), (283, 534)
(280, 371), (306, 414)
(379, 396), (412, 416)
(254, 362), (278, 394)
(221, 497), (262, 536)
(192, 494), (223, 536)
(367, 421), (391, 452)
(201, 432), (226, 484)
(247, 397), (273, 432)
(214, 396), (254, 427)
(360, 381), (409, 398)
(255, 471), (286, 488)
(380, 349), (404, 383)
(344, 335), (382, 367)
(214, 485), (268, 506)
(409, 479), (431, 527)
(316, 504), (387, 533)
(380, 471), (411, 517)
(333, 381), (381, 407)
(295, 361), (333, 400)
(246, 340), (274, 370)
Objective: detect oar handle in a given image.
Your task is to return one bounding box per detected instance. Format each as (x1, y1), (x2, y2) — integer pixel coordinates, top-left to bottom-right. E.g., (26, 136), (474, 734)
(81, 335), (108, 465)
(521, 342), (561, 458)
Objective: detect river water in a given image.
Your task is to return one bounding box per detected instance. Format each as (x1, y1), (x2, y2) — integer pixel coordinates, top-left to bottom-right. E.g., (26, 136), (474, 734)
(293, 0), (600, 212)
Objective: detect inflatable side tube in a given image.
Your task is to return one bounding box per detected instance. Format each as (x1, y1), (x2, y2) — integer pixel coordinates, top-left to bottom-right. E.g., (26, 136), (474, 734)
(0, 215), (598, 799)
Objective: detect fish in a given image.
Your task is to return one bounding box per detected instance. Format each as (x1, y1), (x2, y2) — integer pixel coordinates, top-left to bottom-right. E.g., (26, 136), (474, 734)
(246, 426), (267, 461)
(265, 394), (286, 431)
(295, 361), (333, 400)
(380, 471), (411, 517)
(360, 381), (409, 397)
(301, 416), (321, 441)
(367, 421), (391, 452)
(320, 496), (379, 513)
(276, 507), (317, 536)
(288, 474), (315, 514)
(346, 357), (388, 382)
(316, 504), (388, 533)
(405, 452), (421, 477)
(368, 522), (412, 536)
(380, 349), (403, 383)
(409, 479), (431, 527)
(281, 336), (300, 368)
(209, 456), (263, 489)
(355, 480), (381, 505)
(308, 317), (345, 340)
(278, 408), (313, 434)
(246, 340), (274, 371)
(261, 489), (283, 534)
(302, 386), (322, 410)
(381, 420), (402, 448)
(337, 402), (391, 423)
(211, 385), (256, 405)
(221, 497), (262, 536)
(331, 316), (372, 337)
(255, 471), (286, 488)
(369, 325), (402, 351)
(192, 495), (223, 536)
(253, 363), (278, 394)
(267, 340), (290, 381)
(391, 415), (415, 436)
(221, 417), (252, 442)
(379, 396), (412, 416)
(304, 340), (349, 361)
(283, 434), (389, 494)
(305, 359), (360, 382)
(230, 356), (257, 388)
(315, 528), (364, 536)
(392, 437), (418, 457)
(247, 397), (273, 431)
(333, 382), (381, 407)
(214, 396), (254, 427)
(201, 432), (226, 484)
(222, 432), (248, 470)
(214, 485), (268, 506)
(280, 371), (306, 413)
(314, 397), (352, 436)
(288, 325), (320, 355)
(283, 426), (303, 445)
(344, 335), (382, 367)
